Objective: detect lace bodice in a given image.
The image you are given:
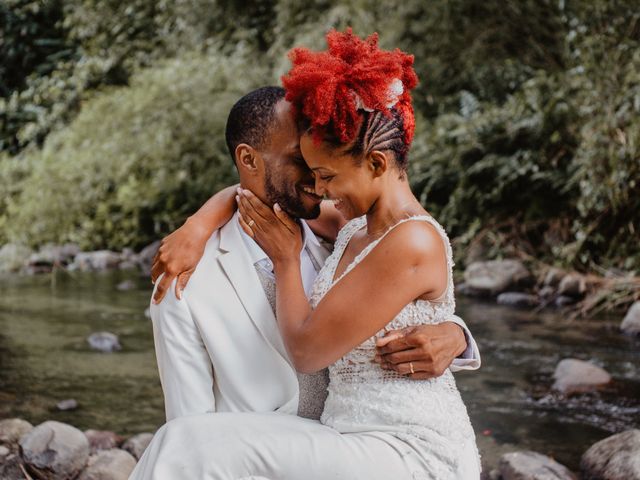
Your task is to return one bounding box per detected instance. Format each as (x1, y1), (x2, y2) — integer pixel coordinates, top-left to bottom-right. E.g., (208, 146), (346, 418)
(310, 215), (477, 479)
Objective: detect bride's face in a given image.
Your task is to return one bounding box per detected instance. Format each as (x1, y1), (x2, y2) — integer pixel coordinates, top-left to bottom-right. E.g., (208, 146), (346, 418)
(300, 133), (380, 220)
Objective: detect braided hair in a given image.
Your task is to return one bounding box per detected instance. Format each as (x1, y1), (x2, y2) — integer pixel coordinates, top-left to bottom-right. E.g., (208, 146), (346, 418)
(282, 28), (418, 172)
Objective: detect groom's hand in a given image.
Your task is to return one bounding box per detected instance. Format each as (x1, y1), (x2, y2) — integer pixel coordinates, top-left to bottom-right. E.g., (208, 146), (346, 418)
(373, 322), (467, 379)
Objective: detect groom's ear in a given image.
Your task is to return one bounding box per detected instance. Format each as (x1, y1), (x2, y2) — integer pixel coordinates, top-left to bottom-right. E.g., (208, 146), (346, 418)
(367, 150), (389, 178)
(235, 144), (261, 175)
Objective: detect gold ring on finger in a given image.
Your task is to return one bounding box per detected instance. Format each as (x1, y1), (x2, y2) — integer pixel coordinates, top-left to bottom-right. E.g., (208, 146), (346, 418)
(248, 219), (255, 228)
(409, 362), (415, 374)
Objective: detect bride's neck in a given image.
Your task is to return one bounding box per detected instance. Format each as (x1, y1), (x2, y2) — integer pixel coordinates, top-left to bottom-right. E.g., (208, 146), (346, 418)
(365, 176), (423, 237)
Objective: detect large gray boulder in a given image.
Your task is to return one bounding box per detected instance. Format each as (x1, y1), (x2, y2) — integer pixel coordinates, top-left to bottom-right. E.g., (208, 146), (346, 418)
(464, 260), (533, 296)
(77, 449), (136, 480)
(499, 451), (577, 479)
(28, 243), (80, 267)
(580, 429), (640, 480)
(19, 420), (90, 479)
(0, 244), (32, 273)
(621, 301), (640, 335)
(136, 240), (161, 273)
(70, 251), (122, 271)
(552, 359), (611, 395)
(122, 432), (153, 460)
(0, 418), (33, 450)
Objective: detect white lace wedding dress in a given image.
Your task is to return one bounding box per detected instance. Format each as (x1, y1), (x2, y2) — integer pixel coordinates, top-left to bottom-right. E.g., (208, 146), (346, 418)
(130, 216), (480, 480)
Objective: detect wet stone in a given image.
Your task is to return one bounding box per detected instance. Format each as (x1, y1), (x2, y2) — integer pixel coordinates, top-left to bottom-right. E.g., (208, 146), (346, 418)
(0, 418), (33, 450)
(57, 398), (79, 411)
(497, 292), (539, 309)
(77, 448), (136, 480)
(621, 301), (640, 336)
(499, 450), (577, 479)
(558, 274), (586, 298)
(552, 358), (611, 395)
(122, 432), (153, 460)
(580, 429), (640, 480)
(464, 260), (533, 296)
(87, 332), (121, 353)
(84, 430), (123, 454)
(20, 420), (90, 480)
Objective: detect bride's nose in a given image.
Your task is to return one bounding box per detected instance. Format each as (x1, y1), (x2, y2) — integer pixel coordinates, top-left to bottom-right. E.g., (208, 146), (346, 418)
(313, 176), (327, 197)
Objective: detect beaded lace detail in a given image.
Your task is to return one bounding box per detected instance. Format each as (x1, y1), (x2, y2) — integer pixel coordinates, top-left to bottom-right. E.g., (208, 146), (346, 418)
(310, 215), (477, 479)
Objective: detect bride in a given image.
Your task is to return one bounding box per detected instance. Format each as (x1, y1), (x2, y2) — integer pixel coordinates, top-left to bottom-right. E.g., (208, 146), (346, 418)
(131, 29), (480, 479)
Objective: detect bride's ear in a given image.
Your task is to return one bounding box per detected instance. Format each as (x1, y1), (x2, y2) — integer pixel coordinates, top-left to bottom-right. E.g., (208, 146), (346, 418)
(367, 150), (389, 178)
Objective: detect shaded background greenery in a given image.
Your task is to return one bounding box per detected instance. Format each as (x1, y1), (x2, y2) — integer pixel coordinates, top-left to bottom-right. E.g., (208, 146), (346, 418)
(1, 0), (639, 272)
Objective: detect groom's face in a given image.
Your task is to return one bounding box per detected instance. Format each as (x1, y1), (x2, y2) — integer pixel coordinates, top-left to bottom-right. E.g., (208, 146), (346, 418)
(260, 100), (322, 219)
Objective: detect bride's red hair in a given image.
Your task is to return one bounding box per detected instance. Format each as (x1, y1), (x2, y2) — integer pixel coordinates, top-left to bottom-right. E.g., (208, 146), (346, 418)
(282, 28), (418, 148)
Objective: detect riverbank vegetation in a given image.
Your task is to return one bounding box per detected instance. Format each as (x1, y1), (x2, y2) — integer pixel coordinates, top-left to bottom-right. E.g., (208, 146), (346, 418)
(1, 0), (638, 308)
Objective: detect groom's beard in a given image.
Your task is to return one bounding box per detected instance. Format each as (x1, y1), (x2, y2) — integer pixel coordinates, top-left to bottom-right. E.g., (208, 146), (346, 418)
(264, 169), (321, 220)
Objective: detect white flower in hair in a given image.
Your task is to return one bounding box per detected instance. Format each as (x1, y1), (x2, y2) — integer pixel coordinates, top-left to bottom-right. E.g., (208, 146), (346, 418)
(353, 78), (404, 112)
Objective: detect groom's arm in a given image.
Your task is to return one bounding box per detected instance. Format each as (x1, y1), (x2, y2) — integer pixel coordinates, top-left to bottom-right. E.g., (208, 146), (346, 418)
(150, 276), (216, 421)
(374, 316), (481, 379)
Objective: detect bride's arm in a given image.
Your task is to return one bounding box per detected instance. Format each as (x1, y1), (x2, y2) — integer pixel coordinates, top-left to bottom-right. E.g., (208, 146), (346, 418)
(151, 184), (238, 303)
(238, 189), (446, 374)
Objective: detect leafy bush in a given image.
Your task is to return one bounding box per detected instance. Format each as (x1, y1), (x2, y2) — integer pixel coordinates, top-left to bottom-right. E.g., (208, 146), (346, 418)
(1, 52), (266, 249)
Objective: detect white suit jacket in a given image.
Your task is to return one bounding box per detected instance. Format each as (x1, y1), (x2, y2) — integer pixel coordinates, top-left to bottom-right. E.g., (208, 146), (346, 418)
(151, 215), (480, 421)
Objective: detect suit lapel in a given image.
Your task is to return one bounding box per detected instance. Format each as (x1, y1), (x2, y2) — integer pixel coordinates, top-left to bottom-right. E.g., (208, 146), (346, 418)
(218, 219), (290, 363)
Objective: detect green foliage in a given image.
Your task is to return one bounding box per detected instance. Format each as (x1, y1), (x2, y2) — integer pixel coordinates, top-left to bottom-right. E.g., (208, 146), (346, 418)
(1, 53), (264, 249)
(1, 0), (639, 273)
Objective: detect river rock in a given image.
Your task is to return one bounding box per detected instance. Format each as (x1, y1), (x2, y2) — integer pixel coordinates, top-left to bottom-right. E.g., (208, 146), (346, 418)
(29, 243), (80, 267)
(77, 448), (136, 480)
(552, 358), (611, 394)
(87, 332), (121, 352)
(621, 301), (640, 335)
(0, 444), (10, 460)
(20, 420), (90, 479)
(538, 286), (556, 300)
(497, 292), (539, 308)
(0, 243), (32, 273)
(0, 418), (33, 450)
(116, 279), (136, 291)
(136, 240), (161, 273)
(464, 260), (533, 296)
(554, 295), (576, 307)
(57, 398), (79, 411)
(122, 432), (153, 460)
(71, 250), (122, 271)
(580, 429), (640, 480)
(499, 450), (577, 479)
(0, 452), (27, 480)
(543, 268), (566, 288)
(84, 430), (122, 454)
(557, 274), (586, 298)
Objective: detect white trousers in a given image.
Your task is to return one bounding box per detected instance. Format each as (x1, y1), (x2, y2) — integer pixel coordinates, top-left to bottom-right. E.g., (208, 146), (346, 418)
(129, 412), (480, 480)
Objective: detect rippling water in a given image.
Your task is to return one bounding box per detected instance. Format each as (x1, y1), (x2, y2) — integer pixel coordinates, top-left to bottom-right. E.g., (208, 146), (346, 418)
(1, 270), (638, 472)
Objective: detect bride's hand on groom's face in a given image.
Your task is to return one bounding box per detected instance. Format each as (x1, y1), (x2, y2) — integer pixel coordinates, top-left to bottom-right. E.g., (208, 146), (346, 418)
(236, 188), (302, 265)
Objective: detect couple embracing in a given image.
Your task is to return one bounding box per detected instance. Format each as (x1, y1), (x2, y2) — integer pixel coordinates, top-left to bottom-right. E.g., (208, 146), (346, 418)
(131, 29), (482, 479)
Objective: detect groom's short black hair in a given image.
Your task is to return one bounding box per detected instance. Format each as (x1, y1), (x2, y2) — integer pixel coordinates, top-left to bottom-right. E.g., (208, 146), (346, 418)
(225, 86), (286, 164)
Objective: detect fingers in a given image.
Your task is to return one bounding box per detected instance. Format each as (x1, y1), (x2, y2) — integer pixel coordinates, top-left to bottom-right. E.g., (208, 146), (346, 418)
(152, 273), (175, 304)
(273, 203), (299, 235)
(151, 257), (163, 284)
(237, 212), (255, 238)
(237, 188), (272, 222)
(174, 270), (194, 300)
(375, 327), (413, 348)
(374, 347), (424, 365)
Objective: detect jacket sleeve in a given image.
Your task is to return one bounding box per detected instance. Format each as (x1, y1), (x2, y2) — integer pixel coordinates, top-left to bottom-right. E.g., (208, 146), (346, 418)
(150, 276), (216, 421)
(447, 314), (481, 372)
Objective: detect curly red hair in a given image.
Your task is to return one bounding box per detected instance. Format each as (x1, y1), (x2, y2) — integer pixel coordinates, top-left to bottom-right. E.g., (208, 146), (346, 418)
(282, 28), (418, 148)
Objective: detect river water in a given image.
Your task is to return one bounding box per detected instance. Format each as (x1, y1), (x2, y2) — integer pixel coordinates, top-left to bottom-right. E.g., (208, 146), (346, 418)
(1, 270), (638, 472)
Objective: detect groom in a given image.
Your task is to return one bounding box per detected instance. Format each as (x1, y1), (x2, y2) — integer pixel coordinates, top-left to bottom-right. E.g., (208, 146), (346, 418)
(150, 86), (480, 421)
